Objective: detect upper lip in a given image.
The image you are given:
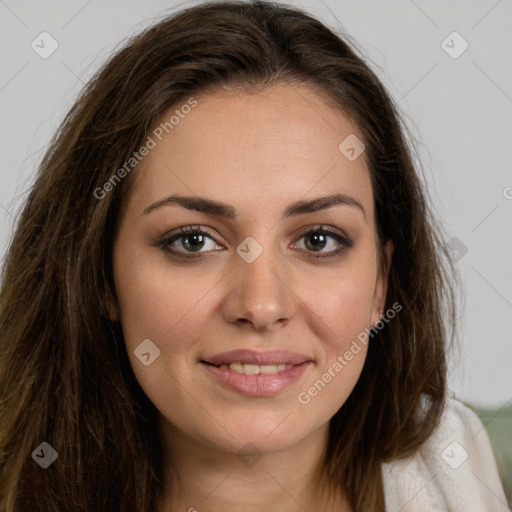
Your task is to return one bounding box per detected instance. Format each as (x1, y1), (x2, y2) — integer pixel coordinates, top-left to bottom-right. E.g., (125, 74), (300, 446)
(202, 349), (311, 366)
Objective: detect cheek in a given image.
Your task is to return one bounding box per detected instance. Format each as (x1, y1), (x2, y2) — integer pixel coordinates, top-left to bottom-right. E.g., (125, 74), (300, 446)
(291, 268), (376, 414)
(113, 257), (215, 413)
(297, 266), (377, 351)
(114, 252), (214, 351)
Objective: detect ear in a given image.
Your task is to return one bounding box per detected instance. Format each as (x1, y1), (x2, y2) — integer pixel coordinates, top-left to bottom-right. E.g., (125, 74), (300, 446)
(371, 240), (394, 326)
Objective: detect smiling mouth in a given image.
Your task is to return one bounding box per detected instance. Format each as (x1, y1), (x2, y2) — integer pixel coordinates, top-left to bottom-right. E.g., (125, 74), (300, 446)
(200, 349), (312, 396)
(202, 361), (293, 375)
(200, 352), (312, 396)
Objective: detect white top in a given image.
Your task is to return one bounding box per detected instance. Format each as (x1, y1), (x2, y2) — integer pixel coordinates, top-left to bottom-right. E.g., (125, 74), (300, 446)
(382, 396), (509, 511)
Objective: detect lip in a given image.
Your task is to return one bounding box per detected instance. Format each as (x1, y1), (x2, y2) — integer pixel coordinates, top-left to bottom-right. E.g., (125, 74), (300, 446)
(201, 349), (313, 397)
(203, 349), (311, 366)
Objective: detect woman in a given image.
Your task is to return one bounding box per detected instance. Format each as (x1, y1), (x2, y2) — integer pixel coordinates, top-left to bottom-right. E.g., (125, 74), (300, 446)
(0, 1), (506, 511)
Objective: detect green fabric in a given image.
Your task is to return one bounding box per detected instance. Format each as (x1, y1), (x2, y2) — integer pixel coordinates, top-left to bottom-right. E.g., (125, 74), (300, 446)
(468, 402), (512, 509)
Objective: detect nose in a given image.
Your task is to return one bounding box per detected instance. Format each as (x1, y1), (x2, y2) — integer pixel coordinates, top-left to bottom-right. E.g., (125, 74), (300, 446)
(222, 244), (296, 331)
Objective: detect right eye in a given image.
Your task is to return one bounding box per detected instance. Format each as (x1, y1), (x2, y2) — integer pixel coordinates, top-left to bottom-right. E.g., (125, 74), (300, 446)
(155, 225), (225, 260)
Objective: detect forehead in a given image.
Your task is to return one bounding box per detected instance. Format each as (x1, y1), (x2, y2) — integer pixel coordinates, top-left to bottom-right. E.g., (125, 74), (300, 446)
(127, 82), (374, 222)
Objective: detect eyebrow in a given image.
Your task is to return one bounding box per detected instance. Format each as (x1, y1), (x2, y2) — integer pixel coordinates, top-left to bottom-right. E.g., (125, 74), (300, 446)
(143, 193), (366, 219)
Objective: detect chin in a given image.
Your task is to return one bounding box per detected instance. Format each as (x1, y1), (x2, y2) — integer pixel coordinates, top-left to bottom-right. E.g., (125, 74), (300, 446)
(201, 413), (316, 455)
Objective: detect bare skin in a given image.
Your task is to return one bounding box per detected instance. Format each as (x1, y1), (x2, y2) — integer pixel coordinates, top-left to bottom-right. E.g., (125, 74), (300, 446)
(112, 82), (392, 512)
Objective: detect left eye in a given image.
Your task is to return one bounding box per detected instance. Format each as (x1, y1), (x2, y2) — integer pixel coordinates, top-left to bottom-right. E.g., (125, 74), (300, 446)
(295, 230), (343, 253)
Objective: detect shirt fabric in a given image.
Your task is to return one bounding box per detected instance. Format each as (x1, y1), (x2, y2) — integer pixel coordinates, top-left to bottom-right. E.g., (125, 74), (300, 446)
(382, 396), (509, 511)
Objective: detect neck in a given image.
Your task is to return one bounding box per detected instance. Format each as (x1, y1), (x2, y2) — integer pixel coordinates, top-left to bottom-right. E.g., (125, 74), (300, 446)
(156, 419), (351, 512)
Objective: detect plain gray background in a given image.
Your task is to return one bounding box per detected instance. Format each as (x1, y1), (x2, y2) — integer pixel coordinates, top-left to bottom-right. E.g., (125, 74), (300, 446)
(0, 0), (511, 408)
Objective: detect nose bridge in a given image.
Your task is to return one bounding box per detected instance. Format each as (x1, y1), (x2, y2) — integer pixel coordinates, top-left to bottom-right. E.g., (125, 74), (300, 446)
(223, 236), (295, 329)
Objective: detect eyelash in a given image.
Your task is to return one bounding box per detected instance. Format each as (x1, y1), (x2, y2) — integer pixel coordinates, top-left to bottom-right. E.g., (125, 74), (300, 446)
(154, 224), (353, 261)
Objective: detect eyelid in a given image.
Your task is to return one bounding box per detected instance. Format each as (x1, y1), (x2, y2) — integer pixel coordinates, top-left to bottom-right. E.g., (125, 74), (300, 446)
(290, 224), (351, 244)
(159, 223), (350, 244)
(155, 223), (354, 259)
(159, 224), (223, 244)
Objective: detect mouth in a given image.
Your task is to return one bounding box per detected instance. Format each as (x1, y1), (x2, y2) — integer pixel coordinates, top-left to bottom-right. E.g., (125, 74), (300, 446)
(200, 349), (312, 397)
(202, 361), (294, 375)
(202, 349), (311, 367)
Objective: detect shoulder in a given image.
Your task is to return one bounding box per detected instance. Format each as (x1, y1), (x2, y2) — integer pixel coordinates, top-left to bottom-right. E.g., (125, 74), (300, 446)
(381, 395), (508, 512)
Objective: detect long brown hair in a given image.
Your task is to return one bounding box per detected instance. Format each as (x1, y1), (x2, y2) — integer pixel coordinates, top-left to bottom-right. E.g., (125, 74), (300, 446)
(0, 1), (457, 510)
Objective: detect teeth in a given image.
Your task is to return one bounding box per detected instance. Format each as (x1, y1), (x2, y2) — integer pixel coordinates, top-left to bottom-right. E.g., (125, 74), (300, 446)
(217, 363), (292, 374)
(230, 363), (244, 374)
(244, 364), (260, 375)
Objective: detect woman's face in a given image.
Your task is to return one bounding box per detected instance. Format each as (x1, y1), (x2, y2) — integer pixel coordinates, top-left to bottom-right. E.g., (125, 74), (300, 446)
(113, 83), (391, 455)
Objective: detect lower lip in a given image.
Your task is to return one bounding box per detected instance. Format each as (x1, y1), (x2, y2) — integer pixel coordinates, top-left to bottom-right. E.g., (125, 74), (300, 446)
(201, 361), (311, 397)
